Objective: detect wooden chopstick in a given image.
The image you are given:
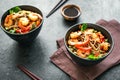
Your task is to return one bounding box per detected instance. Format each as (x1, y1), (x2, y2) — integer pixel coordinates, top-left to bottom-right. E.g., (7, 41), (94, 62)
(46, 0), (68, 18)
(17, 65), (42, 80)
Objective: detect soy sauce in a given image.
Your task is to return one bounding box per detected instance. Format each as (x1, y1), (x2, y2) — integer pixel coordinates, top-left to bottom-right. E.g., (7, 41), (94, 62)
(64, 7), (79, 17)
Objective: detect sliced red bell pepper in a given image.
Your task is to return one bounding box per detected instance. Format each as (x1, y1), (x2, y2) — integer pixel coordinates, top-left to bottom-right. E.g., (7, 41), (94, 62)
(16, 29), (22, 33)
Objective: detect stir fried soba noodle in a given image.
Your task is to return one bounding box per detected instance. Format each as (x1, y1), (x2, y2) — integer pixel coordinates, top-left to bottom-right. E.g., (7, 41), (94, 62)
(67, 24), (110, 60)
(4, 7), (42, 34)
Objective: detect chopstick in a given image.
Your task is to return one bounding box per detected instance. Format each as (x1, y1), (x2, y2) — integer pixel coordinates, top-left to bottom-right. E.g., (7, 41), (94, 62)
(17, 65), (42, 80)
(46, 0), (68, 18)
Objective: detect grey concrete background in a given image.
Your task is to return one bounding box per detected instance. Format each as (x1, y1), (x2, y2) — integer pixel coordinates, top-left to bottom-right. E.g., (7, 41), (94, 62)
(0, 0), (120, 80)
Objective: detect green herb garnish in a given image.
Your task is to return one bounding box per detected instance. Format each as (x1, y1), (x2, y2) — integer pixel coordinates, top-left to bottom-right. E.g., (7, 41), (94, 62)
(105, 39), (108, 42)
(31, 22), (36, 30)
(81, 23), (87, 31)
(9, 6), (21, 14)
(9, 29), (15, 33)
(87, 54), (100, 60)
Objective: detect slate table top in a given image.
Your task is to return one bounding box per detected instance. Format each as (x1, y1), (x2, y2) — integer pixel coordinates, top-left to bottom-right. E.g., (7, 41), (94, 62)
(0, 0), (120, 80)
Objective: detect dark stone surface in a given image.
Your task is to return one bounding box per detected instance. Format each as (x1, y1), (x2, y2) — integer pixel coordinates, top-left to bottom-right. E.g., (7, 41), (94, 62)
(0, 0), (120, 80)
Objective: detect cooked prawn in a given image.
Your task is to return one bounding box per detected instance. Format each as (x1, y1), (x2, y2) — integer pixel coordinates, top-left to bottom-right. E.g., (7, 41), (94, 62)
(28, 13), (39, 21)
(70, 31), (82, 39)
(100, 42), (110, 51)
(4, 15), (13, 27)
(19, 17), (29, 26)
(68, 39), (79, 45)
(68, 35), (90, 46)
(77, 50), (86, 58)
(18, 21), (30, 31)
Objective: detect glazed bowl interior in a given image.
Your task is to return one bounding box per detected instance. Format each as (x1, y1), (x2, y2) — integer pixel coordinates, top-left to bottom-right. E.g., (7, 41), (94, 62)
(1, 5), (43, 44)
(64, 23), (114, 66)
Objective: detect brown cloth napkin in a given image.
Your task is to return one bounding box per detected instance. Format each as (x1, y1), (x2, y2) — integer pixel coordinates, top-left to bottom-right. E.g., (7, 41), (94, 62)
(50, 19), (120, 80)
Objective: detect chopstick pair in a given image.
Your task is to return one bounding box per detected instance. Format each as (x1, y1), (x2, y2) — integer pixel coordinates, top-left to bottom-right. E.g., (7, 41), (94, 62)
(17, 65), (42, 80)
(46, 0), (68, 18)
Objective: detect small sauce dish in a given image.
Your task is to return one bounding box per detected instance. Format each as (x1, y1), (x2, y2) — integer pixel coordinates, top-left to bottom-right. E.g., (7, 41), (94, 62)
(61, 4), (82, 21)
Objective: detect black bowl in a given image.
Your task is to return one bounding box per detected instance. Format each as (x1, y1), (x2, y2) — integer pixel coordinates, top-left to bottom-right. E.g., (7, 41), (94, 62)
(64, 23), (114, 66)
(0, 5), (43, 44)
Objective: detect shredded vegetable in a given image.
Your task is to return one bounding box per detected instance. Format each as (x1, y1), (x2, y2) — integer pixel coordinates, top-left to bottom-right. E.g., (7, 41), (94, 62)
(68, 24), (110, 60)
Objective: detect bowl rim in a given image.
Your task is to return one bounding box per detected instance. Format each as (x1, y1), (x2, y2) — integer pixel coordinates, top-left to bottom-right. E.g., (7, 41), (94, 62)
(64, 23), (114, 61)
(0, 5), (43, 36)
(61, 4), (82, 19)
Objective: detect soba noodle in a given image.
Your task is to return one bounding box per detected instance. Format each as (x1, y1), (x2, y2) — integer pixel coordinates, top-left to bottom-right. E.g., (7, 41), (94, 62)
(67, 24), (110, 60)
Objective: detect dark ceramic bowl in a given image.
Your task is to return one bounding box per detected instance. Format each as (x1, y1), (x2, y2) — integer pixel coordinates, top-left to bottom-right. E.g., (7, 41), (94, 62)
(64, 23), (114, 66)
(0, 5), (43, 44)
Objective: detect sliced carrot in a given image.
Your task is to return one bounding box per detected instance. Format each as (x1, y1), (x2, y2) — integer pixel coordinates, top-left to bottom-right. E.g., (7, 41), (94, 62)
(77, 47), (92, 51)
(36, 19), (41, 27)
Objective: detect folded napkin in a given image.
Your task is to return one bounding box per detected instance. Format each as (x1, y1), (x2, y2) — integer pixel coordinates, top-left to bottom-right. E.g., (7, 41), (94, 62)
(50, 19), (120, 80)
